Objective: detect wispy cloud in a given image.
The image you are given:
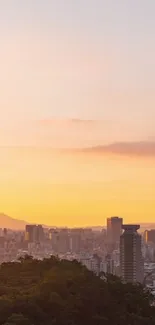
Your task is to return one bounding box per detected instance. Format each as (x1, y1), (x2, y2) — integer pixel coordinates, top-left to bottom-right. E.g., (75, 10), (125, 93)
(1, 118), (155, 153)
(78, 141), (155, 157)
(39, 118), (98, 127)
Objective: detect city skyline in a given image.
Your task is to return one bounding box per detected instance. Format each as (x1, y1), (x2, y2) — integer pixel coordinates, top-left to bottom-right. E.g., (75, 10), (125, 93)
(0, 1), (155, 225)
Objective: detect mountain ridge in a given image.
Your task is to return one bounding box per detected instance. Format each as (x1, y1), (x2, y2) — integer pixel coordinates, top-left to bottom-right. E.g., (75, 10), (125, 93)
(0, 213), (28, 230)
(0, 214), (155, 230)
(0, 214), (55, 230)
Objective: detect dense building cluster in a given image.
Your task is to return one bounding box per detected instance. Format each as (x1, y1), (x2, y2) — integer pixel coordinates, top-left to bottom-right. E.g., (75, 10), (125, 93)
(1, 217), (155, 293)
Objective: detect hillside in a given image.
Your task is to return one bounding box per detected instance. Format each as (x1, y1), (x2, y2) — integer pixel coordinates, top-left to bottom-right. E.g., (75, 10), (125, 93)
(0, 214), (27, 230)
(0, 256), (154, 325)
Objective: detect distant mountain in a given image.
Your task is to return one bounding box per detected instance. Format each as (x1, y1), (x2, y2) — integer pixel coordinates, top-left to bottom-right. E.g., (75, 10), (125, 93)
(0, 214), (27, 230)
(0, 214), (154, 231)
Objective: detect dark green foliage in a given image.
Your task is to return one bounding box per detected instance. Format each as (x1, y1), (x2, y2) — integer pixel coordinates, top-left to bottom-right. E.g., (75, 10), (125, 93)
(2, 313), (33, 325)
(0, 256), (154, 325)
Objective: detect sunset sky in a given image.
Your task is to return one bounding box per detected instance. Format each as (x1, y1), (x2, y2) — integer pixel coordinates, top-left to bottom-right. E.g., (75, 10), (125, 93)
(0, 1), (155, 226)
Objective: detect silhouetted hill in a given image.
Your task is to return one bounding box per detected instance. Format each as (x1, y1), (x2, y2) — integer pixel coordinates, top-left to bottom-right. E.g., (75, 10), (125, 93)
(0, 214), (27, 230)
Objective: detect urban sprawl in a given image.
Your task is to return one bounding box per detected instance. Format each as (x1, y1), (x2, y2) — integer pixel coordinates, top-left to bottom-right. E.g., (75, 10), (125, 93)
(0, 217), (155, 294)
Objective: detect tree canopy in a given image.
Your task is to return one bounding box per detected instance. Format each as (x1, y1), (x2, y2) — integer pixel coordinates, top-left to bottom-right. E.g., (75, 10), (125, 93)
(0, 256), (154, 325)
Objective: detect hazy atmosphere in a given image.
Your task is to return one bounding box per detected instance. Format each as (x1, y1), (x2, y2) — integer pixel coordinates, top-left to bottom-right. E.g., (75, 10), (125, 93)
(0, 3), (155, 324)
(0, 0), (155, 225)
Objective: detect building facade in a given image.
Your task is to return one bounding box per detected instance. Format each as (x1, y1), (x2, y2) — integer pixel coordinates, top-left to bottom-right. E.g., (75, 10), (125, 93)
(107, 217), (123, 247)
(25, 225), (44, 243)
(144, 230), (155, 245)
(120, 225), (144, 283)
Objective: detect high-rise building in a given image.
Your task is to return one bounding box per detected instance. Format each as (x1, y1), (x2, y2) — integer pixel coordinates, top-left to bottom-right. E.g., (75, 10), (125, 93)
(25, 225), (44, 243)
(36, 225), (45, 243)
(50, 229), (59, 253)
(120, 225), (144, 283)
(50, 228), (69, 253)
(144, 229), (155, 245)
(70, 229), (83, 253)
(3, 228), (8, 238)
(107, 217), (123, 246)
(105, 254), (114, 274)
(25, 225), (35, 242)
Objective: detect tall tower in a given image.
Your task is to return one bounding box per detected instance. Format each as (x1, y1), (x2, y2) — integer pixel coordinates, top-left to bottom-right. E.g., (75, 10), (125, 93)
(107, 217), (123, 245)
(120, 225), (144, 283)
(25, 225), (44, 243)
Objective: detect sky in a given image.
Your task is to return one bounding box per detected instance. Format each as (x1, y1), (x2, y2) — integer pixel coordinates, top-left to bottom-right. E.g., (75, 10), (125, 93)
(0, 0), (155, 226)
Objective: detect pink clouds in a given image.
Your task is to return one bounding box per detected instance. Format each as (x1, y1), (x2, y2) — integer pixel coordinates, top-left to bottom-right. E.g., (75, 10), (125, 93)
(79, 142), (155, 157)
(1, 117), (155, 153)
(39, 118), (97, 127)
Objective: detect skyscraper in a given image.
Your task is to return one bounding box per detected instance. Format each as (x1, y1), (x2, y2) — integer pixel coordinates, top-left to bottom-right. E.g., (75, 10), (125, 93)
(25, 225), (36, 242)
(120, 225), (144, 283)
(107, 217), (123, 246)
(70, 229), (83, 253)
(25, 225), (44, 243)
(144, 229), (155, 245)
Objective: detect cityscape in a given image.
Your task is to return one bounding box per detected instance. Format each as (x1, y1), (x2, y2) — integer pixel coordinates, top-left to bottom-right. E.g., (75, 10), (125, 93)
(0, 216), (155, 295)
(1, 0), (155, 323)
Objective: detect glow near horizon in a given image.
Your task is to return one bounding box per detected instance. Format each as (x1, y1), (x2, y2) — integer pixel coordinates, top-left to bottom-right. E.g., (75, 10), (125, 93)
(0, 1), (155, 225)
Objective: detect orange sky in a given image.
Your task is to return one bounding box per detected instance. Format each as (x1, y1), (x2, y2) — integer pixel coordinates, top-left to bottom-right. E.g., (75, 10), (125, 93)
(0, 2), (155, 226)
(0, 146), (155, 226)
